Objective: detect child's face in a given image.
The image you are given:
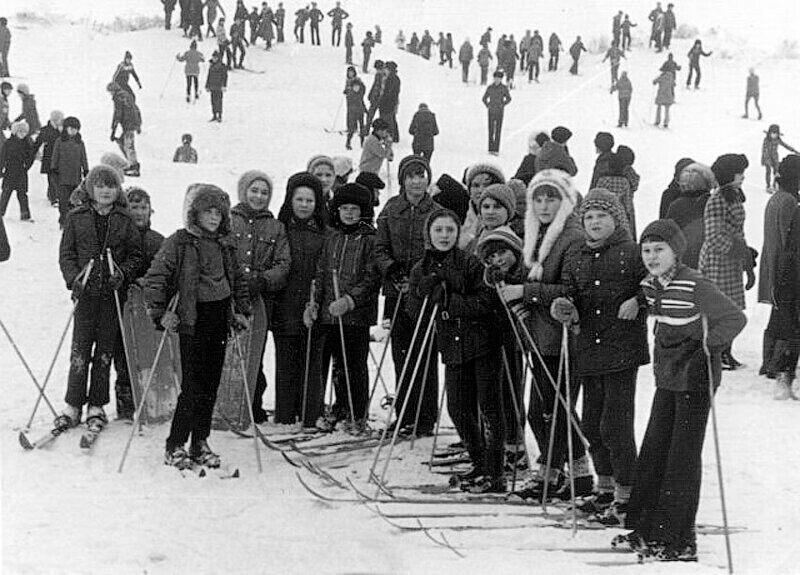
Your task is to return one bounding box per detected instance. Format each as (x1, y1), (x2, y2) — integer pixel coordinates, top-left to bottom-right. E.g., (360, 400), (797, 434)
(199, 207), (222, 233)
(376, 128), (390, 140)
(479, 197), (508, 229)
(403, 168), (427, 200)
(338, 203), (362, 226)
(94, 184), (118, 208)
(532, 194), (562, 224)
(733, 172), (745, 187)
(583, 209), (616, 242)
(66, 126), (78, 137)
(641, 241), (677, 277)
(485, 248), (517, 274)
(291, 187), (316, 220)
(245, 179), (271, 211)
(770, 132), (778, 139)
(429, 216), (459, 252)
(312, 165), (335, 194)
(128, 199), (152, 228)
(469, 173), (492, 206)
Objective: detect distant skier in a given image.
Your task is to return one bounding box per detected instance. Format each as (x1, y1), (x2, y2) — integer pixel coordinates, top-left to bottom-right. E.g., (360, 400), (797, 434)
(205, 51), (228, 122)
(527, 30), (543, 82)
(112, 51), (142, 100)
(743, 68), (762, 119)
(659, 52), (681, 75)
(0, 120), (33, 222)
(621, 14), (636, 51)
(603, 44), (626, 88)
(294, 5), (308, 43)
(33, 110), (63, 206)
(568, 36), (587, 75)
(378, 61), (401, 143)
(344, 22), (354, 64)
(230, 17), (249, 69)
(648, 2), (663, 49)
(479, 27), (492, 48)
(173, 133), (198, 163)
(459, 38), (474, 83)
(0, 17), (10, 77)
(361, 31), (375, 74)
(108, 82), (142, 177)
(408, 102), (439, 162)
(477, 43), (493, 85)
(177, 40), (205, 102)
(652, 69), (675, 128)
(685, 40), (712, 89)
(611, 71), (633, 127)
(343, 66), (366, 150)
(327, 1), (349, 46)
(548, 32), (562, 71)
(662, 3), (677, 50)
(482, 70), (512, 155)
(612, 10), (623, 47)
(274, 2), (286, 42)
(205, 0), (225, 37)
(761, 124), (798, 191)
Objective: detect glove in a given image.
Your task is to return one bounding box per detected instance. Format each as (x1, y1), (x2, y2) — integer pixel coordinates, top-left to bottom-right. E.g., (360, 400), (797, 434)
(108, 271), (124, 291)
(232, 313), (250, 332)
(744, 246), (759, 272)
(386, 261), (406, 284)
(550, 297), (579, 326)
(328, 295), (354, 318)
(71, 277), (85, 301)
(303, 302), (319, 328)
(417, 272), (441, 298)
(484, 265), (507, 286)
(160, 310), (180, 332)
(745, 268), (756, 291)
(247, 275), (266, 299)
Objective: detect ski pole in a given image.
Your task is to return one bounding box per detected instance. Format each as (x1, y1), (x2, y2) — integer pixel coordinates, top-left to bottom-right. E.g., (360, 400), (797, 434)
(427, 374), (449, 471)
(409, 323), (436, 449)
(385, 158), (393, 195)
(232, 325), (264, 474)
(22, 258), (95, 426)
(107, 249), (136, 415)
(541, 343), (565, 514)
(494, 284), (542, 404)
(159, 57), (178, 100)
(365, 289), (403, 419)
(703, 315), (734, 574)
(501, 347), (529, 494)
(300, 280), (317, 428)
(332, 269), (356, 426)
(562, 324), (578, 535)
(118, 294), (179, 473)
(368, 296), (430, 481)
(368, 347), (390, 397)
(330, 97), (344, 132)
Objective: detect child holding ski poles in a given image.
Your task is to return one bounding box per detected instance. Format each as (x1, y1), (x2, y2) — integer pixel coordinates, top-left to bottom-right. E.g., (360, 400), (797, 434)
(144, 184), (251, 469)
(274, 172), (328, 428)
(304, 183), (380, 434)
(56, 165), (143, 431)
(761, 124), (798, 192)
(617, 219), (746, 562)
(407, 207), (505, 494)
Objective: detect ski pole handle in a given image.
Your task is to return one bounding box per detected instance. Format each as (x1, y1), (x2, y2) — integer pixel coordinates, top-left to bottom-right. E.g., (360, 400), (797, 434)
(332, 269), (341, 299)
(308, 279), (317, 304)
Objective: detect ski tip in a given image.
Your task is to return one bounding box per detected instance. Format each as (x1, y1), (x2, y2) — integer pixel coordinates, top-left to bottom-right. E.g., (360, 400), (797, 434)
(232, 468), (240, 478)
(199, 468), (207, 477)
(18, 431), (34, 450)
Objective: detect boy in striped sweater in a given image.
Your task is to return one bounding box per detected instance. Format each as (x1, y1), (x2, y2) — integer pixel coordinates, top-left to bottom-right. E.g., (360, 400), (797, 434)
(617, 219), (746, 562)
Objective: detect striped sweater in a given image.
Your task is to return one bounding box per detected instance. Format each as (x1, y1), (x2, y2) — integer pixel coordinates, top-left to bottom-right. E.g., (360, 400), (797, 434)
(641, 264), (746, 393)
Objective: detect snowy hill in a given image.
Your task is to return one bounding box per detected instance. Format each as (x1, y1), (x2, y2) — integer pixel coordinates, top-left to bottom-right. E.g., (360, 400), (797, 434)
(3, 2), (800, 574)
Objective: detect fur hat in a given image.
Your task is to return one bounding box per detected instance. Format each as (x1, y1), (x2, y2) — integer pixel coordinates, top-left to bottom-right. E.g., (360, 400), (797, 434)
(478, 183), (516, 222)
(85, 165), (123, 201)
(711, 153), (749, 187)
(371, 118), (389, 132)
(330, 183), (372, 213)
(306, 154), (335, 174)
(679, 162), (716, 192)
(398, 155), (432, 186)
(287, 171), (324, 197)
(777, 154), (800, 193)
(594, 131), (615, 152)
(465, 162), (505, 189)
(493, 70), (504, 78)
(580, 187), (628, 230)
(432, 174), (469, 224)
(10, 120), (29, 137)
(528, 130), (549, 153)
(237, 170), (273, 204)
(355, 171), (386, 192)
(333, 156), (354, 179)
(278, 171), (327, 229)
(640, 218), (687, 262)
(63, 116), (81, 131)
(523, 169), (579, 280)
(126, 186), (152, 205)
(183, 183), (231, 236)
(16, 83), (30, 96)
(476, 225), (523, 262)
(100, 152), (130, 182)
(551, 126), (572, 144)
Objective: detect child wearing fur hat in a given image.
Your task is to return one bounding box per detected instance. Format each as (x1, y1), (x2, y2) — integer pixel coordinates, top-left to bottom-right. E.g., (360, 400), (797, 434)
(619, 219), (745, 562)
(761, 124), (798, 192)
(698, 153), (754, 370)
(535, 127), (578, 176)
(374, 155), (441, 436)
(407, 208), (505, 493)
(665, 162), (715, 268)
(56, 165), (143, 433)
(497, 169), (594, 501)
(173, 133), (198, 163)
(273, 172), (328, 427)
(51, 116), (89, 227)
(0, 120), (34, 221)
(304, 183), (380, 433)
(552, 188), (649, 524)
(144, 184), (251, 469)
(231, 170), (291, 424)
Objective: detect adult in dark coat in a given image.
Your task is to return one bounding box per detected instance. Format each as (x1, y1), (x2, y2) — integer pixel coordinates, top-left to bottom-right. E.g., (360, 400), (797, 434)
(308, 2), (323, 46)
(658, 157), (695, 218)
(666, 162), (715, 269)
(378, 62), (401, 143)
(0, 121), (34, 221)
(14, 85), (41, 136)
(458, 40), (474, 83)
(205, 52), (228, 122)
(482, 71), (512, 155)
(568, 36), (587, 75)
(364, 60), (385, 130)
(548, 32), (562, 71)
(408, 103), (439, 162)
(274, 3), (285, 42)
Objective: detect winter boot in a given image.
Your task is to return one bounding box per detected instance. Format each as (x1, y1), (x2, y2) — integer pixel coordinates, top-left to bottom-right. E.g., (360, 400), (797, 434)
(555, 474), (595, 500)
(164, 444), (194, 470)
(315, 413), (338, 432)
(595, 500), (628, 526)
(449, 466), (483, 488)
(653, 541), (698, 562)
(509, 472), (563, 502)
(611, 531), (648, 553)
(116, 384), (135, 420)
(190, 439), (221, 468)
(123, 163), (140, 177)
(464, 475), (506, 494)
(54, 404), (82, 430)
(774, 372), (793, 400)
(576, 491), (615, 514)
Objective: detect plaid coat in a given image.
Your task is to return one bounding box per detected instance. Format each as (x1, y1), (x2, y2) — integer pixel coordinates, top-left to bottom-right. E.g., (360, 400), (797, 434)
(698, 185), (747, 309)
(596, 175), (636, 239)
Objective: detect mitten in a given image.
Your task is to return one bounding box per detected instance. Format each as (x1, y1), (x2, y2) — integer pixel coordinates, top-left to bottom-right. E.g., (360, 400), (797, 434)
(328, 295), (354, 318)
(483, 264), (507, 286)
(232, 313), (250, 332)
(550, 297), (579, 326)
(160, 310), (180, 332)
(744, 246), (758, 271)
(108, 270), (124, 291)
(303, 302), (319, 328)
(417, 272), (441, 298)
(386, 261), (406, 284)
(745, 268), (756, 291)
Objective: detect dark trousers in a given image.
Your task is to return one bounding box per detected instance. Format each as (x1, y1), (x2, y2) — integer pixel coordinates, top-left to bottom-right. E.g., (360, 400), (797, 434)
(548, 51), (559, 71)
(232, 41), (246, 67)
(58, 183), (76, 226)
(332, 26), (341, 46)
(500, 345), (524, 445)
(295, 24), (304, 43)
(251, 337), (270, 420)
(189, 23), (203, 41)
(379, 109), (399, 142)
(219, 42), (233, 68)
(346, 108), (365, 147)
(210, 90), (223, 118)
(446, 352), (505, 477)
(461, 61), (470, 82)
(519, 50), (527, 71)
(662, 29), (673, 49)
(686, 63), (701, 87)
(365, 102), (379, 131)
(277, 25), (284, 42)
(186, 75), (199, 98)
(618, 96), (631, 127)
(310, 24), (320, 45)
(480, 65), (488, 85)
(168, 299), (229, 449)
(164, 7), (173, 29)
(622, 31), (632, 50)
(0, 176), (31, 220)
(744, 93), (761, 118)
(581, 367), (638, 487)
(626, 388), (710, 548)
(611, 63), (620, 86)
(317, 323), (370, 421)
(528, 354), (585, 470)
(346, 44), (353, 64)
(65, 292), (119, 408)
(569, 56), (579, 75)
(527, 59), (540, 81)
(487, 111), (503, 153)
(274, 331), (323, 425)
(362, 49), (371, 74)
(411, 145), (433, 163)
(390, 305), (439, 431)
(112, 312), (135, 417)
(46, 171), (59, 204)
(0, 48), (9, 76)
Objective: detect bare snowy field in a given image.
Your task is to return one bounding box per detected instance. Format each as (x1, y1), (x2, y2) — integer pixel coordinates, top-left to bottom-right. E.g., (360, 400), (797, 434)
(2, 1), (800, 574)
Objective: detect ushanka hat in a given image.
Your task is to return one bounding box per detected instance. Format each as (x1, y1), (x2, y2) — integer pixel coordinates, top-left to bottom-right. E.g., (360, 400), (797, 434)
(331, 183), (372, 213)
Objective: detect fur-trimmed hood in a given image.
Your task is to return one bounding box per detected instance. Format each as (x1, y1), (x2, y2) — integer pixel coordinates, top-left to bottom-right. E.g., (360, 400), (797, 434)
(523, 169), (579, 280)
(183, 183), (232, 237)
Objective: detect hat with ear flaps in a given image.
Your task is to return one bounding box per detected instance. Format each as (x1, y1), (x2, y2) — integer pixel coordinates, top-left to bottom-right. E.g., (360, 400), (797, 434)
(183, 183), (232, 236)
(237, 170), (273, 204)
(464, 162), (505, 189)
(523, 169), (579, 281)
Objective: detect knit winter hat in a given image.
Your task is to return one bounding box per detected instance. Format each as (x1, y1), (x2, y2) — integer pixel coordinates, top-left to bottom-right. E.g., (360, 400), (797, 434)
(183, 183), (232, 236)
(640, 218), (687, 262)
(711, 153), (749, 187)
(476, 225), (523, 261)
(679, 162), (716, 192)
(551, 126), (572, 144)
(432, 174), (469, 224)
(479, 183), (516, 221)
(85, 165), (123, 201)
(237, 170), (273, 204)
(10, 120), (29, 138)
(306, 154), (335, 174)
(331, 183), (372, 213)
(776, 154), (800, 193)
(355, 171), (386, 192)
(398, 155), (432, 186)
(465, 162), (505, 189)
(524, 169), (580, 280)
(580, 187), (627, 229)
(594, 131), (615, 153)
(63, 116), (81, 131)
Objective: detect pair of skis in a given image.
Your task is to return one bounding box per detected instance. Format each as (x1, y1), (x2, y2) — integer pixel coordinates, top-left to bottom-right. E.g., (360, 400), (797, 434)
(19, 418), (107, 451)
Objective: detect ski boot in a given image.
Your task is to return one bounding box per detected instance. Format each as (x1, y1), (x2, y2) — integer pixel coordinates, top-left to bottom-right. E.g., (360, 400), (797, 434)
(611, 531), (647, 553)
(464, 475), (506, 494)
(504, 445), (529, 472)
(315, 413), (338, 433)
(165, 444), (194, 470)
(115, 385), (135, 421)
(594, 500), (628, 526)
(508, 472), (563, 502)
(774, 372), (795, 400)
(575, 491), (615, 515)
(554, 474), (595, 500)
(190, 439), (221, 468)
(651, 541), (697, 562)
(449, 466), (482, 489)
(53, 404), (82, 430)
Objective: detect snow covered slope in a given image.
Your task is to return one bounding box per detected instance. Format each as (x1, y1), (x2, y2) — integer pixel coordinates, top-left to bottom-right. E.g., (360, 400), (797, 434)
(2, 2), (800, 574)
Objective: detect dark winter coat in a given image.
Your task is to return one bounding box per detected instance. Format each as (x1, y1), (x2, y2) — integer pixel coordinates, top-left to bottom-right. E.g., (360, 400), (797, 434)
(0, 135), (33, 181)
(112, 89), (142, 133)
(407, 247), (499, 366)
(666, 189), (710, 269)
(205, 60), (228, 91)
(0, 95), (9, 132)
(408, 108), (439, 152)
(569, 40), (586, 60)
(272, 217), (326, 336)
(548, 33), (561, 53)
(591, 152), (613, 188)
(33, 122), (60, 174)
(136, 226), (165, 280)
(758, 188), (799, 303)
(767, 210), (800, 342)
(535, 142), (578, 176)
(367, 73), (384, 105)
(344, 28), (354, 48)
(50, 133), (89, 187)
(641, 264), (745, 393)
(560, 227), (650, 376)
(59, 203), (143, 294)
(231, 203), (291, 303)
(482, 83), (511, 114)
(513, 154), (538, 185)
(477, 47), (492, 67)
(189, 0), (204, 25)
(379, 73), (400, 113)
(15, 94), (41, 135)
